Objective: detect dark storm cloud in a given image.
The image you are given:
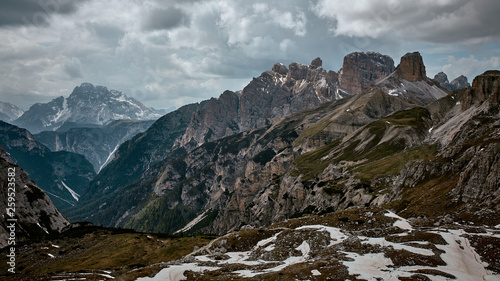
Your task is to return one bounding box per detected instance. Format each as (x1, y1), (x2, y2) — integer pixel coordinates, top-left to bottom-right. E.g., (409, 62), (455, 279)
(142, 7), (189, 31)
(0, 0), (87, 27)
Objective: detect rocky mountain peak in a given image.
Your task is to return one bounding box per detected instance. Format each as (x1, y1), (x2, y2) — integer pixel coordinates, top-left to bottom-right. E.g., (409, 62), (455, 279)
(339, 51), (394, 94)
(13, 83), (165, 133)
(434, 71), (449, 86)
(310, 57), (322, 68)
(433, 72), (470, 91)
(395, 52), (426, 82)
(272, 63), (288, 75)
(463, 70), (500, 109)
(0, 101), (24, 122)
(450, 75), (470, 90)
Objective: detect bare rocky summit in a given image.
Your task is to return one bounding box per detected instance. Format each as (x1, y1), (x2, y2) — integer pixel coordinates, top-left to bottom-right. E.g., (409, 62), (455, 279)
(339, 51), (395, 94)
(396, 52), (427, 82)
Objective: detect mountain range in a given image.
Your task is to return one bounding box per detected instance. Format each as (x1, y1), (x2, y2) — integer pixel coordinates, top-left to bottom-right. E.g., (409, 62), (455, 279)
(1, 50), (498, 280)
(66, 52), (495, 238)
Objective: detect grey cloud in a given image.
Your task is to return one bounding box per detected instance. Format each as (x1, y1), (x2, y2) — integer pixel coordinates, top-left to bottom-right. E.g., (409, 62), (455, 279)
(0, 0), (88, 27)
(63, 57), (83, 79)
(142, 7), (189, 31)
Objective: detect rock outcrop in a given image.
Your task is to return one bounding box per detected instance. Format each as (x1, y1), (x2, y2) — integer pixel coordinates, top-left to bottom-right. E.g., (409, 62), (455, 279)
(434, 72), (452, 90)
(450, 75), (470, 90)
(339, 52), (394, 94)
(395, 52), (426, 82)
(462, 70), (500, 109)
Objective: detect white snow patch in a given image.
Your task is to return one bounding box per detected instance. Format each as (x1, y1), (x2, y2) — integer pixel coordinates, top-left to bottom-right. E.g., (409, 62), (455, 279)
(456, 101), (461, 105)
(48, 253), (55, 259)
(297, 225), (347, 246)
(360, 237), (434, 256)
(174, 210), (208, 234)
(343, 252), (399, 280)
(295, 241), (310, 257)
(96, 273), (115, 279)
(388, 89), (399, 96)
(37, 222), (49, 234)
(428, 127), (434, 133)
(61, 181), (80, 202)
(264, 244), (275, 251)
(316, 76), (327, 88)
(136, 263), (214, 281)
(431, 229), (495, 281)
(311, 269), (321, 276)
(385, 211), (413, 231)
(98, 144), (120, 173)
(255, 231), (281, 249)
(51, 244), (60, 248)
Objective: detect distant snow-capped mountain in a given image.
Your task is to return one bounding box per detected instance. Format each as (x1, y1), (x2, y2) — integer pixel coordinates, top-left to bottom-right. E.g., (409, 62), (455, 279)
(0, 101), (24, 122)
(13, 83), (165, 133)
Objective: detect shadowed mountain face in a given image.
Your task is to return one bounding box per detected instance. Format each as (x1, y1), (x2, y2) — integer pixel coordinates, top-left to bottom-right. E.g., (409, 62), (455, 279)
(64, 52), (499, 238)
(13, 83), (165, 134)
(0, 143), (69, 249)
(34, 120), (154, 173)
(0, 122), (95, 211)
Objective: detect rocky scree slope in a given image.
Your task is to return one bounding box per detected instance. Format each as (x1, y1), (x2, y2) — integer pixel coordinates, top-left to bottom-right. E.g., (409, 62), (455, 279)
(0, 143), (69, 249)
(13, 83), (164, 134)
(0, 121), (96, 211)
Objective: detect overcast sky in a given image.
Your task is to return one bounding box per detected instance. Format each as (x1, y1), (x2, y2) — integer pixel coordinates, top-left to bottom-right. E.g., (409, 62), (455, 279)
(1, 0), (499, 110)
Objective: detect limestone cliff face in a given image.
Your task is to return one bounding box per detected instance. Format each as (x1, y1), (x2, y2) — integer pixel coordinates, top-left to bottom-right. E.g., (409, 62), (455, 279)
(339, 52), (394, 94)
(395, 52), (426, 82)
(0, 144), (69, 248)
(462, 70), (500, 109)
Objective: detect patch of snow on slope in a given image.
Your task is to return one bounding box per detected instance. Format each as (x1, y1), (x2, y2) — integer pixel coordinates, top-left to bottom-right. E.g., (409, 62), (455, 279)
(385, 211), (413, 231)
(98, 144), (120, 173)
(136, 263), (213, 281)
(343, 252), (402, 280)
(61, 181), (80, 201)
(174, 210), (208, 234)
(432, 229), (494, 281)
(388, 89), (399, 96)
(360, 237), (434, 256)
(297, 225), (347, 246)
